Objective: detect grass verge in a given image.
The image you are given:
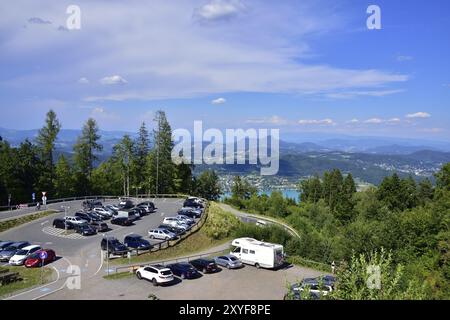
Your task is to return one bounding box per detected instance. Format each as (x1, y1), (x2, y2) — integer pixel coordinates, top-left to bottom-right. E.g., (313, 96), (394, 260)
(0, 266), (54, 298)
(103, 271), (134, 280)
(0, 210), (58, 233)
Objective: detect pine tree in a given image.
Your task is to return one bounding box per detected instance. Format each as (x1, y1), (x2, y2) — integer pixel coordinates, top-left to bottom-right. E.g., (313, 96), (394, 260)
(36, 110), (61, 195)
(134, 122), (150, 193)
(73, 118), (102, 195)
(194, 170), (221, 201)
(54, 155), (75, 198)
(112, 135), (135, 196)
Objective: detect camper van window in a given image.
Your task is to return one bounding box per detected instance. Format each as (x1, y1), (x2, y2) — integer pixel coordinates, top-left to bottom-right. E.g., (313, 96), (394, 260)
(250, 250), (256, 254)
(232, 247), (240, 253)
(242, 249), (248, 254)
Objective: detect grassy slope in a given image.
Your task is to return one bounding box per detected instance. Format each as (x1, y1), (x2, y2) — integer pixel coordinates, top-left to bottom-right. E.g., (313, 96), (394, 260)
(0, 266), (54, 298)
(0, 210), (58, 233)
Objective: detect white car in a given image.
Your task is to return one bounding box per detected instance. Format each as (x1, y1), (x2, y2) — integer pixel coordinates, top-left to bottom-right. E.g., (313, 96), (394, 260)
(162, 217), (189, 230)
(148, 228), (177, 240)
(65, 216), (87, 225)
(9, 245), (41, 265)
(93, 207), (113, 217)
(136, 264), (174, 286)
(175, 215), (194, 225)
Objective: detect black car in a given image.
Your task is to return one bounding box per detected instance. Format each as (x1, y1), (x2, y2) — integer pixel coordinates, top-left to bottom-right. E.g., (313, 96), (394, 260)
(82, 199), (103, 210)
(75, 211), (101, 223)
(158, 224), (186, 235)
(111, 217), (133, 226)
(167, 262), (201, 279)
(178, 209), (202, 219)
(124, 234), (152, 251)
(118, 199), (134, 209)
(52, 218), (74, 230)
(73, 223), (97, 236)
(131, 207), (145, 218)
(183, 199), (204, 209)
(90, 221), (109, 232)
(189, 259), (219, 273)
(0, 241), (14, 250)
(137, 202), (156, 213)
(101, 237), (129, 256)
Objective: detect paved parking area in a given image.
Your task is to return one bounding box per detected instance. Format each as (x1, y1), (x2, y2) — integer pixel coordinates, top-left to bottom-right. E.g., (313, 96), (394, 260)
(42, 263), (327, 300)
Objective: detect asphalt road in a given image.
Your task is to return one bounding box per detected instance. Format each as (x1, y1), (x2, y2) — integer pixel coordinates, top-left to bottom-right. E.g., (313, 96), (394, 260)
(0, 198), (186, 299)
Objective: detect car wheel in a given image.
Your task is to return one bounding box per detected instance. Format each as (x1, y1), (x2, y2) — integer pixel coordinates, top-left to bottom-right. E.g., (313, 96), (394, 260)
(136, 272), (142, 280)
(181, 273), (186, 280)
(202, 268), (207, 273)
(255, 263), (260, 269)
(152, 278), (158, 286)
(150, 235), (154, 239)
(227, 264), (231, 270)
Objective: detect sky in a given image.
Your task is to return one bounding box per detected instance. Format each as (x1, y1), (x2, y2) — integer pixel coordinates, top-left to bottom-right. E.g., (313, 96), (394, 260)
(0, 0), (449, 141)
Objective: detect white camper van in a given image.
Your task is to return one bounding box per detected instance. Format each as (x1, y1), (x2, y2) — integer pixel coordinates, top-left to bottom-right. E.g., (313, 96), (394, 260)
(113, 209), (137, 221)
(230, 238), (285, 269)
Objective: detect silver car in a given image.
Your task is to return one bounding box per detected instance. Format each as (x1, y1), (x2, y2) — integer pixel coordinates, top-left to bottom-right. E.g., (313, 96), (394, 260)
(148, 228), (177, 240)
(214, 255), (243, 269)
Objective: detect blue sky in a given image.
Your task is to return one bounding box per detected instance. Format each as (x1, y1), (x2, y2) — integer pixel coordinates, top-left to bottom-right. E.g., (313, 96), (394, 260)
(0, 0), (449, 141)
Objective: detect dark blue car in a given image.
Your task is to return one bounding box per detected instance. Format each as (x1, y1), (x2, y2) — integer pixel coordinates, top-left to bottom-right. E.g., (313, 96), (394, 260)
(167, 262), (201, 279)
(124, 234), (152, 251)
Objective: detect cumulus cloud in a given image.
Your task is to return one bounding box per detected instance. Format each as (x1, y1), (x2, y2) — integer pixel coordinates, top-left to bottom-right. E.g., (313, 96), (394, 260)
(298, 118), (335, 126)
(364, 118), (384, 124)
(193, 0), (245, 22)
(347, 118), (359, 124)
(28, 17), (51, 24)
(211, 97), (226, 105)
(406, 112), (431, 119)
(100, 75), (128, 85)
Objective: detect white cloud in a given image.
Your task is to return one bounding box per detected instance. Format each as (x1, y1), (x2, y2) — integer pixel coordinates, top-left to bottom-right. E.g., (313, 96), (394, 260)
(193, 0), (245, 21)
(211, 97), (226, 105)
(78, 77), (89, 84)
(298, 118), (335, 126)
(387, 118), (401, 123)
(347, 118), (359, 124)
(406, 112), (431, 119)
(364, 118), (384, 124)
(0, 1), (409, 103)
(326, 89), (404, 100)
(100, 75), (128, 85)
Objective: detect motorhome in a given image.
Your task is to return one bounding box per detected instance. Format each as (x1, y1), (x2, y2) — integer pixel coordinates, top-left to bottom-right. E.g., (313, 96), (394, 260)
(230, 238), (285, 269)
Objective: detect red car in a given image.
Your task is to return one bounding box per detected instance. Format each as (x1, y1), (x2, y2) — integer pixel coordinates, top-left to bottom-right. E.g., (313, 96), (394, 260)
(24, 249), (56, 268)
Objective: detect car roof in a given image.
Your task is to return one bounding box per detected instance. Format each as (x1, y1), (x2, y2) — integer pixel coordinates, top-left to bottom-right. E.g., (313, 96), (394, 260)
(150, 264), (170, 271)
(125, 234), (141, 238)
(21, 245), (40, 250)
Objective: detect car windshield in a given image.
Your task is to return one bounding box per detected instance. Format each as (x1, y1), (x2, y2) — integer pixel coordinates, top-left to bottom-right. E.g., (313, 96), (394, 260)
(15, 249), (27, 255)
(4, 246), (16, 251)
(229, 257), (238, 261)
(161, 229), (170, 234)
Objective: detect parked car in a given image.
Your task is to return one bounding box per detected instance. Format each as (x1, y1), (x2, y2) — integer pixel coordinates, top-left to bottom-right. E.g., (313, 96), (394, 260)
(148, 228), (177, 240)
(92, 207), (113, 219)
(136, 264), (174, 286)
(289, 276), (336, 300)
(167, 262), (201, 279)
(189, 258), (219, 273)
(82, 199), (103, 210)
(175, 215), (195, 225)
(214, 255), (243, 269)
(100, 237), (129, 256)
(52, 218), (73, 230)
(130, 207), (145, 218)
(124, 234), (152, 251)
(25, 249), (57, 268)
(0, 241), (14, 250)
(137, 202), (155, 213)
(90, 221), (109, 232)
(104, 204), (119, 212)
(75, 211), (101, 223)
(118, 199), (134, 209)
(111, 216), (133, 226)
(0, 241), (31, 262)
(158, 224), (186, 236)
(162, 217), (189, 231)
(183, 199), (204, 209)
(113, 209), (138, 222)
(73, 223), (97, 236)
(9, 245), (41, 265)
(64, 216), (87, 226)
(178, 207), (202, 219)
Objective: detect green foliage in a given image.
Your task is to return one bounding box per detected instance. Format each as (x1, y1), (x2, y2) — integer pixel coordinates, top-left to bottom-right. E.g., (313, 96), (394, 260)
(53, 155), (75, 198)
(203, 202), (241, 240)
(194, 170), (222, 201)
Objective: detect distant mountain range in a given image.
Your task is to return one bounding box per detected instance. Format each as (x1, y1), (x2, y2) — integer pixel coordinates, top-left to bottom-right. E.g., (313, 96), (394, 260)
(1, 127), (450, 185)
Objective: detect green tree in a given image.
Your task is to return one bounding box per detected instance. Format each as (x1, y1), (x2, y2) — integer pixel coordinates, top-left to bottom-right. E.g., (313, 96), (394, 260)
(112, 135), (135, 196)
(53, 155), (75, 198)
(36, 110), (61, 195)
(145, 111), (176, 194)
(417, 178), (434, 205)
(230, 175), (257, 208)
(299, 175), (322, 203)
(194, 170), (222, 201)
(134, 122), (150, 193)
(73, 118), (102, 195)
(435, 163), (450, 191)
